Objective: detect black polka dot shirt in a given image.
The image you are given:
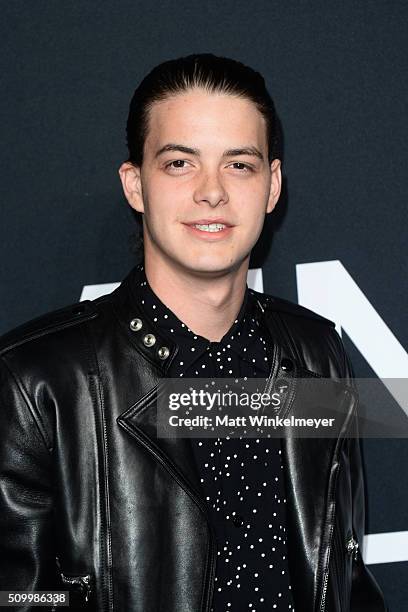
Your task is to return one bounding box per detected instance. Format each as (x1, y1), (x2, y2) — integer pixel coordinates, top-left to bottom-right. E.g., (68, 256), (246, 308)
(136, 262), (295, 612)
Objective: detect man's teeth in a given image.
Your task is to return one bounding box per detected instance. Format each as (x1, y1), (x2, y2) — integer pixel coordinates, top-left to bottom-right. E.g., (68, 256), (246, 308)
(194, 223), (227, 232)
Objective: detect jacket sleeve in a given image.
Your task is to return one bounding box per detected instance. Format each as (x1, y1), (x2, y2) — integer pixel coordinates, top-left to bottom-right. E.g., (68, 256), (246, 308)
(0, 356), (57, 602)
(338, 337), (388, 611)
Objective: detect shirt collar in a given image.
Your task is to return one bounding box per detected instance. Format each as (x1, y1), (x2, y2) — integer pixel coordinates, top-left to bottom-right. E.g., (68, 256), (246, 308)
(135, 261), (270, 373)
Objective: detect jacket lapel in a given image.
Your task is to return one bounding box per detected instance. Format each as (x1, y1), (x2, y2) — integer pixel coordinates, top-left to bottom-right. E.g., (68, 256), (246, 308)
(117, 381), (205, 502)
(112, 265), (205, 504)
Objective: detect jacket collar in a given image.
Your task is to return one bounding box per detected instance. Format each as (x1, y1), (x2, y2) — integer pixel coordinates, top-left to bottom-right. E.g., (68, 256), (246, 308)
(111, 261), (271, 376)
(111, 263), (180, 375)
(131, 260), (270, 374)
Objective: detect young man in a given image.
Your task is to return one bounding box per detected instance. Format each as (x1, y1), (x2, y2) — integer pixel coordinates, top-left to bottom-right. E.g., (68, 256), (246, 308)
(0, 54), (386, 611)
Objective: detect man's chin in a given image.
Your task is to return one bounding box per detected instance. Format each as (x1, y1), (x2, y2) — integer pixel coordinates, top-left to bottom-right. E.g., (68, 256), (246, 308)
(174, 255), (246, 277)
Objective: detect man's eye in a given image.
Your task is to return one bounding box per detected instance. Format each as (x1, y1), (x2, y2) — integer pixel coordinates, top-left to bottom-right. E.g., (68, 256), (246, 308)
(165, 160), (189, 170)
(230, 162), (252, 172)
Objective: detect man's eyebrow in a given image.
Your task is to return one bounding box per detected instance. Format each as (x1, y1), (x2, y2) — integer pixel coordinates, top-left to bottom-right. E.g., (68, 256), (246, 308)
(155, 143), (264, 161)
(224, 146), (264, 161)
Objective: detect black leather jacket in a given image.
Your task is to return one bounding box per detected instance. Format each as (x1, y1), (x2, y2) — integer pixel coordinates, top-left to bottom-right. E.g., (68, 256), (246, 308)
(0, 264), (387, 611)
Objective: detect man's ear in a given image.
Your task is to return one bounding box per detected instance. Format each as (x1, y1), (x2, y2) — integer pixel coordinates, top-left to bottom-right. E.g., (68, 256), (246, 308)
(118, 162), (144, 214)
(266, 158), (282, 214)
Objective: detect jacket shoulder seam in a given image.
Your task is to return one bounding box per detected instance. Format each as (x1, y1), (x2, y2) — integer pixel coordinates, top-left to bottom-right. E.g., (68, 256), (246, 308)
(0, 301), (99, 356)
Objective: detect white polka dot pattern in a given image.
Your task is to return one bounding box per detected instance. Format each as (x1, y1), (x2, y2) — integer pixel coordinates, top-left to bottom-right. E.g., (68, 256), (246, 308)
(137, 263), (295, 611)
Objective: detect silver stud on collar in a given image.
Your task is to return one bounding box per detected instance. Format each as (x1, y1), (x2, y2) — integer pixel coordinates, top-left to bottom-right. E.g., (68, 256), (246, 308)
(143, 333), (156, 347)
(130, 318), (143, 332)
(157, 346), (170, 360)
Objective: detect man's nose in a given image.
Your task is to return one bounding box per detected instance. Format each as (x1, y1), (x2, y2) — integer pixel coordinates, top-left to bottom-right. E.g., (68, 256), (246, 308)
(192, 170), (229, 207)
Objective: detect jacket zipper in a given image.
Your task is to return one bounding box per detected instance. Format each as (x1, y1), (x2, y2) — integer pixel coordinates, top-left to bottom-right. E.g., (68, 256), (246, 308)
(60, 573), (92, 602)
(324, 528), (359, 612)
(319, 562), (330, 612)
(56, 556), (92, 603)
(346, 531), (359, 561)
(318, 437), (357, 611)
(318, 450), (343, 612)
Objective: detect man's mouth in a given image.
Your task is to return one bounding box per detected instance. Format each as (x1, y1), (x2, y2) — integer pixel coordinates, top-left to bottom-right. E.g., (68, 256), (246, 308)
(183, 219), (235, 238)
(184, 218), (234, 235)
(193, 222), (227, 233)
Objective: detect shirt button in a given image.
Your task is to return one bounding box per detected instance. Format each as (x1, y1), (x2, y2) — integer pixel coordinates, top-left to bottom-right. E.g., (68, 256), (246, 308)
(280, 358), (294, 372)
(275, 378), (289, 394)
(72, 305), (85, 316)
(232, 515), (244, 527)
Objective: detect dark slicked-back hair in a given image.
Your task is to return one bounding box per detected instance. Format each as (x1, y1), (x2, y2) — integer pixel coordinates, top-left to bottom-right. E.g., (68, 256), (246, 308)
(125, 53), (282, 167)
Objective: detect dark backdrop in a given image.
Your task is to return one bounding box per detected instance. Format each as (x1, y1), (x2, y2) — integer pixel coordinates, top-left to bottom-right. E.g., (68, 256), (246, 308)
(1, 2), (407, 609)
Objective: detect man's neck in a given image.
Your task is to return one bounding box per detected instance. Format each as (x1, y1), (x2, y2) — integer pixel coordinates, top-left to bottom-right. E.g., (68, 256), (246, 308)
(143, 254), (249, 343)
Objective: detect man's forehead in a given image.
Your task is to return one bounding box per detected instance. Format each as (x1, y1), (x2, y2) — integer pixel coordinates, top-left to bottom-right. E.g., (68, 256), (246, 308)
(145, 91), (268, 151)
(148, 90), (265, 121)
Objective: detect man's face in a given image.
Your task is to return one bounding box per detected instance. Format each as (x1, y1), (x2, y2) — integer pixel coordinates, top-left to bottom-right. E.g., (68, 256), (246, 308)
(120, 88), (281, 277)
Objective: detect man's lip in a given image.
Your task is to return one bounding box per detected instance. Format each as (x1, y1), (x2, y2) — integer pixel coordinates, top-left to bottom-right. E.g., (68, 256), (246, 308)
(184, 219), (234, 227)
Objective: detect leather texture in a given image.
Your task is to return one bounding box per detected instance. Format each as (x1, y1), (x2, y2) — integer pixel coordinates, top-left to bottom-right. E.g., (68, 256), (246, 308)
(0, 265), (387, 611)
